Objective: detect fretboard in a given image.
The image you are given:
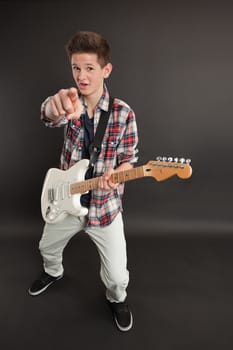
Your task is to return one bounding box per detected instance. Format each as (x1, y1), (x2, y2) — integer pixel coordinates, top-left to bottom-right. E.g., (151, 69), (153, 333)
(70, 165), (146, 195)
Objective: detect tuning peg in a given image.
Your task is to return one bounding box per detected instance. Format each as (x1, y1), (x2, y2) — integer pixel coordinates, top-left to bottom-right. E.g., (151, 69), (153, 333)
(156, 156), (162, 161)
(162, 156), (167, 161)
(179, 158), (186, 163)
(168, 157), (173, 162)
(185, 158), (191, 164)
(174, 157), (179, 162)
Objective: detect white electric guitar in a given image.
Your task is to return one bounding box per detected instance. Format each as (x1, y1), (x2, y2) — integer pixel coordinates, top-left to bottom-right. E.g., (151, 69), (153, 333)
(41, 156), (192, 224)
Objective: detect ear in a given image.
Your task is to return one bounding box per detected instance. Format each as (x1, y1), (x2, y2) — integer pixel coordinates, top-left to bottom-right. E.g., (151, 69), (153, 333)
(103, 63), (113, 79)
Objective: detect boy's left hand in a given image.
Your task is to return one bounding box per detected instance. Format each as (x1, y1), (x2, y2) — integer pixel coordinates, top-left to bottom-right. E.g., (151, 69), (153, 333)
(97, 168), (119, 192)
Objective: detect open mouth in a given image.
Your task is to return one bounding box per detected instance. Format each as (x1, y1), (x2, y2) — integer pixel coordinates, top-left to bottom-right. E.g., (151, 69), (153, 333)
(79, 82), (89, 89)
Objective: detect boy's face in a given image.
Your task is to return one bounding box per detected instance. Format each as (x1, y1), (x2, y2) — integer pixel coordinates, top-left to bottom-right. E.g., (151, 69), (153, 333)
(71, 52), (112, 99)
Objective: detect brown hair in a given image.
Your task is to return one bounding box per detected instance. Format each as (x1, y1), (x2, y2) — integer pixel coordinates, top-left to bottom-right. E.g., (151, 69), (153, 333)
(65, 31), (111, 67)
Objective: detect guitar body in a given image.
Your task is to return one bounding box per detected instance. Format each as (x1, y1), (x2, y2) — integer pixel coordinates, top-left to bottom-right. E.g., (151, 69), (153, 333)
(41, 159), (90, 224)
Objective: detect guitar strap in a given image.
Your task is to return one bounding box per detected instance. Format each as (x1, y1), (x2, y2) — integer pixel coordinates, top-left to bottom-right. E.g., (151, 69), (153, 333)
(89, 97), (114, 168)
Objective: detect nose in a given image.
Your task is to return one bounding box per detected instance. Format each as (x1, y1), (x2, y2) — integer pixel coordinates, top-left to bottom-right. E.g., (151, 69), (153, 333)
(78, 69), (86, 80)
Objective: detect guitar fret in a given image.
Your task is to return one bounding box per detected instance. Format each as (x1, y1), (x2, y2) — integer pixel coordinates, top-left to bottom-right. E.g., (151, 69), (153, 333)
(86, 178), (98, 191)
(111, 166), (144, 183)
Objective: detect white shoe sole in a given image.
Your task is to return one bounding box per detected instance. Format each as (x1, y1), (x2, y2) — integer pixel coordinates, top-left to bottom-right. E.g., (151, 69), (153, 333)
(114, 312), (133, 332)
(28, 274), (63, 296)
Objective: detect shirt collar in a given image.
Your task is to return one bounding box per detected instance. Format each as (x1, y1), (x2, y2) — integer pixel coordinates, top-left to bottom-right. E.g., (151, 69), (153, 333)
(97, 84), (110, 112)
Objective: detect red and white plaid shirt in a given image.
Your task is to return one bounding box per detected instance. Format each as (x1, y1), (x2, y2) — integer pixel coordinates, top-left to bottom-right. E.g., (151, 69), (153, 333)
(41, 85), (139, 227)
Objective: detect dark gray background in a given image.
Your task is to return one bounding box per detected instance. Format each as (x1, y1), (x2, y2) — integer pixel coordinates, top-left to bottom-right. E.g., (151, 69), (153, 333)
(0, 0), (232, 234)
(1, 1), (233, 349)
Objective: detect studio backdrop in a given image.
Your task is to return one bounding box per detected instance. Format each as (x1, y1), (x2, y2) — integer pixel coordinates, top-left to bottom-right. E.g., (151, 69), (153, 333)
(0, 0), (232, 235)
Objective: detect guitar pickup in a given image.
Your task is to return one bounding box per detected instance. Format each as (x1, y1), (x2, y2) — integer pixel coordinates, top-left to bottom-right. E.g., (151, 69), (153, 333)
(48, 188), (55, 203)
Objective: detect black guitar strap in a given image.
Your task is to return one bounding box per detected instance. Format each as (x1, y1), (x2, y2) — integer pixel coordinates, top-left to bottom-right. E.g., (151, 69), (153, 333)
(89, 97), (114, 168)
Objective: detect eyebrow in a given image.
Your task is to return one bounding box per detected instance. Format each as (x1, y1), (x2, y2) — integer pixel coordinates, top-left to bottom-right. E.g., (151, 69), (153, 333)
(71, 63), (95, 66)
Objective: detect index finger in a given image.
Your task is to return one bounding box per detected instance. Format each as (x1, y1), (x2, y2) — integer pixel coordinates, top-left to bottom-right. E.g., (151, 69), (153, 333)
(67, 87), (78, 103)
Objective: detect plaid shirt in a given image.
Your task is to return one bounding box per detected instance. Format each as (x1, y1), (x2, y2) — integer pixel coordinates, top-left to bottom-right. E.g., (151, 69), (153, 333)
(41, 85), (139, 227)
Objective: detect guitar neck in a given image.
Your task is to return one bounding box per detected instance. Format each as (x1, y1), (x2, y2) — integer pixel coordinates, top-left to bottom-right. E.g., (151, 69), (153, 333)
(70, 165), (146, 195)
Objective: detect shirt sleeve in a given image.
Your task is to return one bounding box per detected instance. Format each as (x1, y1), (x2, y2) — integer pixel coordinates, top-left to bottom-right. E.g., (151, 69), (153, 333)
(117, 108), (139, 165)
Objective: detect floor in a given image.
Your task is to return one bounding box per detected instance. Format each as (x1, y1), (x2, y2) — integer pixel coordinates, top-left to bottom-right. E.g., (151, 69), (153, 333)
(1, 226), (233, 350)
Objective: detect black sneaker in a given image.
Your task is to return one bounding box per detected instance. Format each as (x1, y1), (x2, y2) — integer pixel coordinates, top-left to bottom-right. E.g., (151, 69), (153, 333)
(109, 300), (133, 332)
(28, 271), (63, 296)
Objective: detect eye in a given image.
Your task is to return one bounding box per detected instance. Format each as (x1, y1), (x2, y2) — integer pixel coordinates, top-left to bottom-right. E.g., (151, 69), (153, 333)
(72, 66), (80, 72)
(87, 66), (94, 72)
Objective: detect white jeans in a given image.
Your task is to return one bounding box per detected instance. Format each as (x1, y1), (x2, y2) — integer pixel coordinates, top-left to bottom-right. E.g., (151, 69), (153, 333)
(39, 213), (129, 302)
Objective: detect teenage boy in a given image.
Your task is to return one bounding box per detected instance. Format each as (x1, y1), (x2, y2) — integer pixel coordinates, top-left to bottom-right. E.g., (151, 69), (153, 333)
(29, 31), (139, 332)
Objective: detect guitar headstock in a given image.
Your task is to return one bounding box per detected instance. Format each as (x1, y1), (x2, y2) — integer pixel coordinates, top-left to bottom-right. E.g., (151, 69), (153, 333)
(143, 156), (192, 181)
